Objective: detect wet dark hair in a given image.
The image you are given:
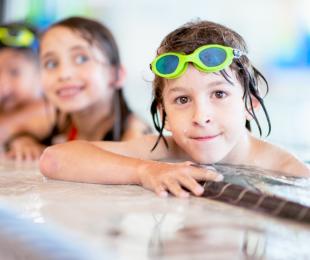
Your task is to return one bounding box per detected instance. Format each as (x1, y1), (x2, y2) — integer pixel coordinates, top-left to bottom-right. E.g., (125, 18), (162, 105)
(151, 20), (271, 151)
(0, 21), (39, 62)
(40, 16), (131, 140)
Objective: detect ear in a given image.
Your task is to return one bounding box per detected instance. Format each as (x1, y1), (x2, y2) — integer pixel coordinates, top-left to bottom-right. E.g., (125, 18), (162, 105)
(245, 95), (260, 120)
(156, 104), (172, 132)
(110, 64), (127, 89)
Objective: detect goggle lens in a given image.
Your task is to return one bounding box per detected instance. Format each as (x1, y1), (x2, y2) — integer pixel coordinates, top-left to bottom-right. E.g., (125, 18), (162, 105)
(156, 55), (179, 74)
(199, 47), (227, 67)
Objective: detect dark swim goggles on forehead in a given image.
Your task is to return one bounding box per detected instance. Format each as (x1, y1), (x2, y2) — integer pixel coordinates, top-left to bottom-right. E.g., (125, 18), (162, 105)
(150, 44), (245, 79)
(0, 26), (35, 48)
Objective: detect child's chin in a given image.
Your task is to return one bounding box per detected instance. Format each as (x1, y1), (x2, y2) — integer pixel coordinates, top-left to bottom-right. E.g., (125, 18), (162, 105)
(191, 153), (224, 165)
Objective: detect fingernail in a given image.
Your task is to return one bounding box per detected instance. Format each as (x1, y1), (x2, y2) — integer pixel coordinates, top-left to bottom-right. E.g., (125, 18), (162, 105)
(215, 174), (224, 181)
(159, 191), (168, 198)
(195, 186), (204, 194)
(205, 165), (216, 171)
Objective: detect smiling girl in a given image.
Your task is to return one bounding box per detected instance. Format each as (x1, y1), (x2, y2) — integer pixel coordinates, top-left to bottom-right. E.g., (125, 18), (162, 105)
(7, 17), (150, 160)
(39, 20), (310, 197)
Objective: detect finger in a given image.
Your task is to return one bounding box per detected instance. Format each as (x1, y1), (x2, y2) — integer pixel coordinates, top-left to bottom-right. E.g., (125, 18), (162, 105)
(154, 184), (168, 198)
(189, 167), (223, 182)
(183, 161), (195, 166)
(189, 163), (216, 171)
(164, 179), (189, 198)
(31, 149), (41, 160)
(5, 150), (15, 159)
(177, 174), (204, 196)
(28, 148), (40, 161)
(15, 147), (26, 162)
(23, 149), (33, 162)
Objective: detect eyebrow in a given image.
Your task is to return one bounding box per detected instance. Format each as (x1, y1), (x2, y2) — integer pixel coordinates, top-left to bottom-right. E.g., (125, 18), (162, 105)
(167, 80), (232, 94)
(208, 80), (234, 87)
(70, 45), (88, 52)
(41, 45), (88, 60)
(41, 51), (54, 60)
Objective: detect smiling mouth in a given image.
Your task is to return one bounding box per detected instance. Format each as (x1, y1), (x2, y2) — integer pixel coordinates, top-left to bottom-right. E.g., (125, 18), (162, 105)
(56, 86), (85, 98)
(190, 133), (222, 141)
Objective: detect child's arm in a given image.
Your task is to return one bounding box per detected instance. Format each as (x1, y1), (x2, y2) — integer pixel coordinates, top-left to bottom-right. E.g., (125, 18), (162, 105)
(39, 137), (223, 197)
(0, 100), (54, 145)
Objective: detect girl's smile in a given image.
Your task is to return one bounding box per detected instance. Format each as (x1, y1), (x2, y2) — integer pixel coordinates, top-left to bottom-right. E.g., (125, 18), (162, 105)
(56, 84), (86, 100)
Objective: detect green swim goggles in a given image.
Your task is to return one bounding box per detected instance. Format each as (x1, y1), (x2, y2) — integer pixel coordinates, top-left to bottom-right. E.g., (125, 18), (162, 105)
(0, 26), (35, 48)
(150, 44), (245, 79)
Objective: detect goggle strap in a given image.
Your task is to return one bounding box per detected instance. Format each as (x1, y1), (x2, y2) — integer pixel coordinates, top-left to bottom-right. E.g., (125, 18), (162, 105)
(233, 49), (244, 58)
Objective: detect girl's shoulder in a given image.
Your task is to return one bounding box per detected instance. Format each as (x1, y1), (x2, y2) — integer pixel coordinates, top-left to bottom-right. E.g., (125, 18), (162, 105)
(121, 114), (152, 140)
(254, 139), (310, 177)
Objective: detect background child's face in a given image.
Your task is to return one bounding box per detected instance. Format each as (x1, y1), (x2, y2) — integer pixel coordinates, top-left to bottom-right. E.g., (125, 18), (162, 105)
(163, 65), (248, 164)
(0, 49), (40, 111)
(40, 26), (116, 113)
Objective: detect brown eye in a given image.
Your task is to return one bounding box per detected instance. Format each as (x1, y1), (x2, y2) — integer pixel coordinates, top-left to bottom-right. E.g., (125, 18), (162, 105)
(176, 96), (189, 104)
(214, 91), (227, 99)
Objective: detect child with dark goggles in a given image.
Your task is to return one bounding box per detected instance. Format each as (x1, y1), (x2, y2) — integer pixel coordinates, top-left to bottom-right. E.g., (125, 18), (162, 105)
(150, 44), (245, 79)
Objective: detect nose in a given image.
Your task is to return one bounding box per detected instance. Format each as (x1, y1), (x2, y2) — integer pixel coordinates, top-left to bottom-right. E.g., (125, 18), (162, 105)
(192, 100), (212, 126)
(57, 63), (74, 82)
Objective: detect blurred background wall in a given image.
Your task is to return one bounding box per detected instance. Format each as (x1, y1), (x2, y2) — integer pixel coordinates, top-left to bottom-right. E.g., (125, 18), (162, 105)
(1, 0), (310, 161)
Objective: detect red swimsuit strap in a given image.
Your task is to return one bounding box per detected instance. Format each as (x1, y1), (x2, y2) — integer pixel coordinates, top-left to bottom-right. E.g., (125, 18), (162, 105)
(67, 125), (78, 141)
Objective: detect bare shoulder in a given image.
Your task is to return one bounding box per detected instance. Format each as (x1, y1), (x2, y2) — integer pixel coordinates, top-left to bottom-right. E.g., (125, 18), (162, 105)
(122, 114), (152, 140)
(92, 135), (176, 161)
(257, 140), (310, 177)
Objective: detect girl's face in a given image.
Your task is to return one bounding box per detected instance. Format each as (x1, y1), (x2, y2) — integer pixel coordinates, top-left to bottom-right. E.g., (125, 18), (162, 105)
(40, 26), (116, 113)
(0, 49), (40, 111)
(163, 65), (248, 164)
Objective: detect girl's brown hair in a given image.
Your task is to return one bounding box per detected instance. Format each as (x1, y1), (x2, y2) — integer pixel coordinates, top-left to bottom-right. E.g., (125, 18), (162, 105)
(151, 20), (271, 150)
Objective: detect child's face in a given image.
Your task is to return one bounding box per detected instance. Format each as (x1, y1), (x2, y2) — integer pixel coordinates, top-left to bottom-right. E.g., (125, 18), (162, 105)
(40, 26), (116, 113)
(162, 65), (248, 164)
(0, 49), (40, 111)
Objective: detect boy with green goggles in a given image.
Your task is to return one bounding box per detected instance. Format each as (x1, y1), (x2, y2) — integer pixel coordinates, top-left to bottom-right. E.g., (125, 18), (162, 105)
(150, 44), (244, 79)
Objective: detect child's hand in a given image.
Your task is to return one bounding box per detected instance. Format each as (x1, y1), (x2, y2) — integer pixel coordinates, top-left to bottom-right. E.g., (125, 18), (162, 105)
(0, 124), (17, 146)
(138, 161), (223, 198)
(0, 127), (10, 145)
(6, 136), (45, 161)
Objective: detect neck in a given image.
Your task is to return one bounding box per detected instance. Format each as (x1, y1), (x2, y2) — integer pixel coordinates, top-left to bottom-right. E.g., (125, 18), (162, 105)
(71, 99), (115, 141)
